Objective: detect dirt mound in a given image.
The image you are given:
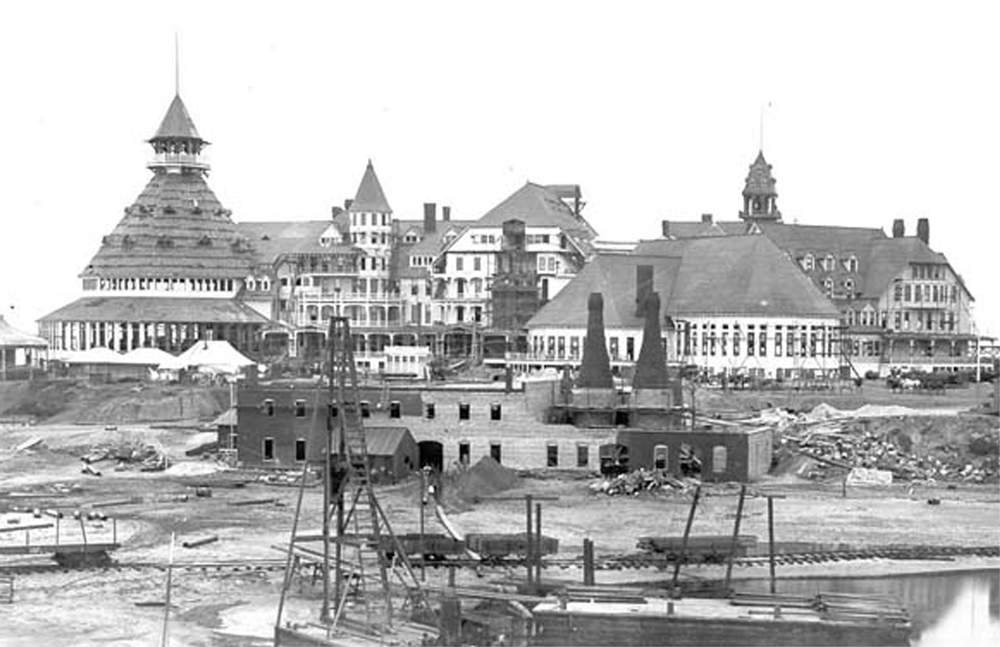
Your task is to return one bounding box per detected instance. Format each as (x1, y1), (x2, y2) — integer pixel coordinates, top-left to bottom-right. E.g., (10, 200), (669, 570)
(453, 456), (518, 502)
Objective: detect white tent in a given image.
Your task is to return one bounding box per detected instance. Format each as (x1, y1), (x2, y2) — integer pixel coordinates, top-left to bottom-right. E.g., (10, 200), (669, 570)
(122, 347), (176, 366)
(159, 340), (254, 375)
(63, 347), (126, 364)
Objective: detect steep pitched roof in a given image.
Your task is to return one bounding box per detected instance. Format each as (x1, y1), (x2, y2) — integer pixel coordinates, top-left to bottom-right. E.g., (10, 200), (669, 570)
(81, 173), (253, 279)
(863, 236), (960, 299)
(477, 182), (597, 241)
(743, 150), (776, 196)
(664, 220), (747, 238)
(238, 221), (354, 264)
(349, 160), (392, 213)
(151, 94), (204, 142)
(529, 236), (839, 329)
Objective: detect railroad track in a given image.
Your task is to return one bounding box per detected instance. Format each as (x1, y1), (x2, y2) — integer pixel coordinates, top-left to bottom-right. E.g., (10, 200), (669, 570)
(2, 545), (996, 576)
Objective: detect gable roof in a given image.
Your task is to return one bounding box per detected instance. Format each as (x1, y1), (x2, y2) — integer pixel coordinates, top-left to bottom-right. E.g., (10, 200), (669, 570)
(529, 236), (839, 329)
(349, 160), (392, 213)
(477, 182), (597, 241)
(238, 221), (354, 264)
(863, 236), (961, 299)
(151, 94), (205, 142)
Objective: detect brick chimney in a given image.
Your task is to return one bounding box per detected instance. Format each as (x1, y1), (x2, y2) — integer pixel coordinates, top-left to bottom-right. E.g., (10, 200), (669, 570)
(635, 265), (653, 316)
(892, 219), (905, 238)
(423, 202), (437, 234)
(344, 199), (353, 210)
(917, 218), (929, 245)
(661, 220), (670, 238)
(633, 293), (668, 390)
(442, 206), (451, 222)
(701, 213), (713, 224)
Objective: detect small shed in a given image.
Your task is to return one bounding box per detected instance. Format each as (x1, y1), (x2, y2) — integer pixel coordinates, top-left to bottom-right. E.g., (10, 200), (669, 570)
(616, 425), (773, 482)
(0, 315), (48, 380)
(332, 426), (418, 483)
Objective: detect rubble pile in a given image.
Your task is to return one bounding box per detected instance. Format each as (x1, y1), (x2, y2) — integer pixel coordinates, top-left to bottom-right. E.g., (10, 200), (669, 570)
(781, 424), (999, 483)
(81, 440), (168, 473)
(590, 469), (698, 496)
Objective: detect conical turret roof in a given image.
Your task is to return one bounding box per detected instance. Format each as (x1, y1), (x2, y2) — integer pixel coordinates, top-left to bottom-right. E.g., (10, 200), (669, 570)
(348, 160), (392, 213)
(151, 94), (205, 143)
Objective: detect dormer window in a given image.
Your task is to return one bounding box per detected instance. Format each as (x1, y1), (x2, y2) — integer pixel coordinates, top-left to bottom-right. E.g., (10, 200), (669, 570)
(823, 278), (834, 296)
(802, 253), (815, 271)
(845, 255), (859, 273)
(843, 278), (855, 296)
(823, 254), (835, 271)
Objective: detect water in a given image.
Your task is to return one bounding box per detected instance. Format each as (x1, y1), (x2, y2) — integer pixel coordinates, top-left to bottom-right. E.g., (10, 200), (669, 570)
(732, 568), (1000, 646)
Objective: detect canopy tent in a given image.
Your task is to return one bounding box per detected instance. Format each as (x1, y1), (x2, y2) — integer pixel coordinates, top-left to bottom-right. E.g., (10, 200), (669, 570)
(123, 347), (176, 366)
(62, 346), (127, 364)
(0, 315), (48, 349)
(159, 340), (255, 375)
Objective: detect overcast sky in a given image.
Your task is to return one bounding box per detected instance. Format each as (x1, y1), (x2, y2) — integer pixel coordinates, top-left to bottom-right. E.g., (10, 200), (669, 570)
(1, 1), (997, 336)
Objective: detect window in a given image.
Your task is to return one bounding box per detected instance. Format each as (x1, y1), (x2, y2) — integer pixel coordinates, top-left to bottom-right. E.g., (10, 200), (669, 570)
(294, 399), (306, 418)
(775, 332), (782, 357)
(654, 444), (669, 470)
(459, 441), (470, 465)
(458, 403), (470, 420)
(712, 446), (727, 473)
(547, 443), (559, 467)
(390, 401), (401, 419)
(844, 279), (855, 296)
(360, 401), (370, 418)
(824, 254), (835, 271)
(759, 327), (767, 357)
(262, 399), (275, 417)
(802, 254), (815, 271)
(490, 442), (502, 464)
(425, 403), (436, 419)
(295, 439), (307, 462)
(490, 403), (502, 421)
(456, 256), (464, 271)
(609, 337), (619, 360)
(473, 256), (481, 272)
(824, 278), (834, 296)
(576, 444), (589, 468)
(263, 437), (275, 461)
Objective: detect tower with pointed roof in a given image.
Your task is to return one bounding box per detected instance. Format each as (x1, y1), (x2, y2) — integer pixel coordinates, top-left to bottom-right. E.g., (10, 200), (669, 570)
(39, 91), (267, 355)
(346, 160), (398, 325)
(740, 151), (782, 222)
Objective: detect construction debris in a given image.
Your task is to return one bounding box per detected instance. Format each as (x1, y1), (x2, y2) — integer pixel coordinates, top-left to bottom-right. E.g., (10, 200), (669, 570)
(81, 439), (168, 472)
(589, 469), (697, 496)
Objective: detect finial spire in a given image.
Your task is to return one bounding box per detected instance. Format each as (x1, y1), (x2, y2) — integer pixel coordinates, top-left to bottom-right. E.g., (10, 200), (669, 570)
(759, 101), (772, 152)
(174, 32), (180, 96)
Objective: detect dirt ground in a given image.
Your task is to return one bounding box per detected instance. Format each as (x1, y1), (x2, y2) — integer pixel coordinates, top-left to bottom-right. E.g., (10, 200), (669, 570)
(0, 381), (997, 645)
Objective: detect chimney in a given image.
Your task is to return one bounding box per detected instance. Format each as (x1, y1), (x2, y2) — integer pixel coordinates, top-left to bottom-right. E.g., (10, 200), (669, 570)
(442, 206), (451, 222)
(892, 219), (905, 238)
(577, 293), (613, 389)
(635, 265), (653, 316)
(701, 213), (713, 224)
(423, 202), (437, 234)
(661, 220), (670, 238)
(917, 218), (929, 245)
(344, 199), (353, 210)
(633, 293), (669, 390)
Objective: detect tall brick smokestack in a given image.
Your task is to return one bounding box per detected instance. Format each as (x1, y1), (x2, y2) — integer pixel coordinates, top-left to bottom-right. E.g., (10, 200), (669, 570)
(635, 265), (653, 316)
(577, 293), (613, 389)
(633, 293), (668, 389)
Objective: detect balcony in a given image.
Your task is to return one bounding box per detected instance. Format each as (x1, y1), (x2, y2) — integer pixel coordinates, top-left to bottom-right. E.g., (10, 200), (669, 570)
(147, 153), (210, 171)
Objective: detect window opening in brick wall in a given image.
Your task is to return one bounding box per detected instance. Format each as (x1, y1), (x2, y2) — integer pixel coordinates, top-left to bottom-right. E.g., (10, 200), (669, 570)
(459, 442), (470, 465)
(295, 439), (307, 462)
(490, 403), (502, 421)
(576, 444), (589, 468)
(262, 399), (275, 417)
(712, 445), (728, 473)
(360, 401), (371, 418)
(263, 437), (275, 461)
(294, 399), (306, 418)
(390, 401), (401, 419)
(426, 403), (436, 419)
(490, 442), (502, 464)
(458, 403), (470, 420)
(547, 443), (559, 467)
(654, 444), (669, 470)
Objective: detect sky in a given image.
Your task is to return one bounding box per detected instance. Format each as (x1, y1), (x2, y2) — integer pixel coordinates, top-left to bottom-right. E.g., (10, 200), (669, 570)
(1, 1), (998, 336)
